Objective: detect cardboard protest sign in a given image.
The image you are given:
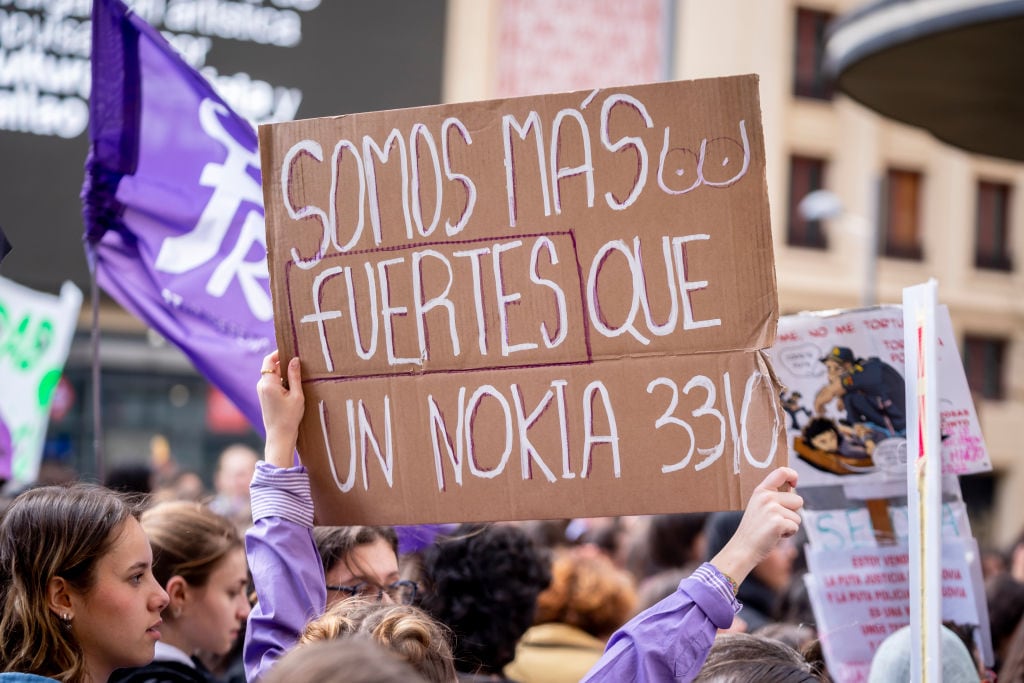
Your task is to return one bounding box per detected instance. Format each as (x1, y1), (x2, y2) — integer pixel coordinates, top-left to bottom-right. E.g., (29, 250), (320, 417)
(805, 539), (991, 683)
(260, 76), (784, 525)
(769, 306), (991, 492)
(0, 277), (82, 486)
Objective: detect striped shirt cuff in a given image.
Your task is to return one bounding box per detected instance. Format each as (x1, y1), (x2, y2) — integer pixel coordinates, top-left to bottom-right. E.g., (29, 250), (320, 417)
(249, 460), (315, 527)
(694, 563), (743, 614)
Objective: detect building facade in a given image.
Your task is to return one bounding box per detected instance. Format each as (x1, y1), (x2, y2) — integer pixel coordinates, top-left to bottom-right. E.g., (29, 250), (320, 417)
(442, 0), (1024, 546)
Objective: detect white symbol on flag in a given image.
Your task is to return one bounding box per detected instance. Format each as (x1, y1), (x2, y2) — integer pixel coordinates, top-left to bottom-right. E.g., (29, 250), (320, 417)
(154, 99), (272, 322)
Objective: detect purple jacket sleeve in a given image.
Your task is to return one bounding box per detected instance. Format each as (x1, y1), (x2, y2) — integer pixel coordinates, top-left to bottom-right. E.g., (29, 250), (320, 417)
(243, 462), (326, 682)
(580, 564), (741, 682)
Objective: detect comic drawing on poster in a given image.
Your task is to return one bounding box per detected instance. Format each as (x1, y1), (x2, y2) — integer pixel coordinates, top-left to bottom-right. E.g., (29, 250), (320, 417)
(769, 306), (991, 491)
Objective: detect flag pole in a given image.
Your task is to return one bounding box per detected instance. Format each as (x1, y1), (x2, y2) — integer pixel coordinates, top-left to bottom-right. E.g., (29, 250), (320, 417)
(904, 279), (941, 681)
(88, 248), (105, 484)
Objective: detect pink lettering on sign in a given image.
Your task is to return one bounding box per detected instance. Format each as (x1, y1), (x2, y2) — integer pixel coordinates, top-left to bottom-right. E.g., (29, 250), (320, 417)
(942, 423), (987, 472)
(884, 553), (909, 567)
(873, 589), (909, 601)
(824, 574), (863, 588)
(942, 585), (967, 598)
(864, 571), (908, 584)
(862, 317), (903, 331)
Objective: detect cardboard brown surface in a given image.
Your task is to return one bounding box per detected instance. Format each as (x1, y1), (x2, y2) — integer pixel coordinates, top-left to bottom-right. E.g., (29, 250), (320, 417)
(260, 75), (784, 525)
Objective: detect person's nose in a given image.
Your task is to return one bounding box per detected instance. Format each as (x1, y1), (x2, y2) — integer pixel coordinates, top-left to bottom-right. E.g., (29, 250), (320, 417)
(151, 580), (170, 613)
(237, 593), (252, 620)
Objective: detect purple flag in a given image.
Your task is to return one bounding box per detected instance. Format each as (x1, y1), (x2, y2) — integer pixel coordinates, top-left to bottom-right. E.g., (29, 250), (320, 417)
(82, 0), (273, 434)
(0, 224), (10, 266)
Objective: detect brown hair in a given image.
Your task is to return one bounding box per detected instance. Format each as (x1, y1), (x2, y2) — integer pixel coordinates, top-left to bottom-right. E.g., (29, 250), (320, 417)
(300, 597), (455, 682)
(695, 633), (825, 682)
(141, 500), (243, 591)
(0, 484), (137, 682)
(534, 548), (637, 639)
(313, 525), (398, 576)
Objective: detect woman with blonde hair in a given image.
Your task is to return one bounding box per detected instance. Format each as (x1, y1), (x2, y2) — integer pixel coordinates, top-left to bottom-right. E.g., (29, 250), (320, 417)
(0, 484), (169, 682)
(299, 598), (456, 682)
(109, 501), (251, 683)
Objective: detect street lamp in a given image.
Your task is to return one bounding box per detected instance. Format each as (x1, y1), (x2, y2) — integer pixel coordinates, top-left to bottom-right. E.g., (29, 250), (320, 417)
(798, 189), (879, 307)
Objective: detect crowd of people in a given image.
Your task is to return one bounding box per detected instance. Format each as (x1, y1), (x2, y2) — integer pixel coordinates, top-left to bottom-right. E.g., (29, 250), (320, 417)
(1, 350), (1022, 683)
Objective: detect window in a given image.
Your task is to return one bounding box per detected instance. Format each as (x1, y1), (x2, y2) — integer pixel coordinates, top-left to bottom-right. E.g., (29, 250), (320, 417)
(793, 8), (834, 100)
(963, 335), (1007, 401)
(958, 471), (998, 548)
(975, 180), (1013, 271)
(880, 168), (924, 260)
(787, 155), (828, 249)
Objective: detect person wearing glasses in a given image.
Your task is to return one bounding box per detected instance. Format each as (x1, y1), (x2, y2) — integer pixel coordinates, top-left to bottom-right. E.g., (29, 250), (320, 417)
(244, 352), (455, 682)
(313, 526), (416, 608)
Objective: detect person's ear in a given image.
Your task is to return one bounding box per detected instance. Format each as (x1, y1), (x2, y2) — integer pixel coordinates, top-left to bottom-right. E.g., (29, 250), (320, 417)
(165, 575), (189, 618)
(46, 576), (75, 622)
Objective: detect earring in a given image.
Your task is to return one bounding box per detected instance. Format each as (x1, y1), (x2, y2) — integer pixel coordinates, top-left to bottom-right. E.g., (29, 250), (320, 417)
(61, 613), (72, 626)
(173, 607), (181, 619)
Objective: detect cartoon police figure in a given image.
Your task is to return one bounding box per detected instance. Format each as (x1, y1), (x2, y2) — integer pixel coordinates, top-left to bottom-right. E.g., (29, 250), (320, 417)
(814, 346), (906, 436)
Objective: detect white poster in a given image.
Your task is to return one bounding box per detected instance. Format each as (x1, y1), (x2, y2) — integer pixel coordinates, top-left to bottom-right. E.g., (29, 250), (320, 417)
(769, 306), (991, 491)
(805, 539), (991, 683)
(0, 276), (82, 485)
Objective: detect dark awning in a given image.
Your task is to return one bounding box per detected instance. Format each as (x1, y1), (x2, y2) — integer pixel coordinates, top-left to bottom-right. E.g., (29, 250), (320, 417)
(826, 0), (1024, 161)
